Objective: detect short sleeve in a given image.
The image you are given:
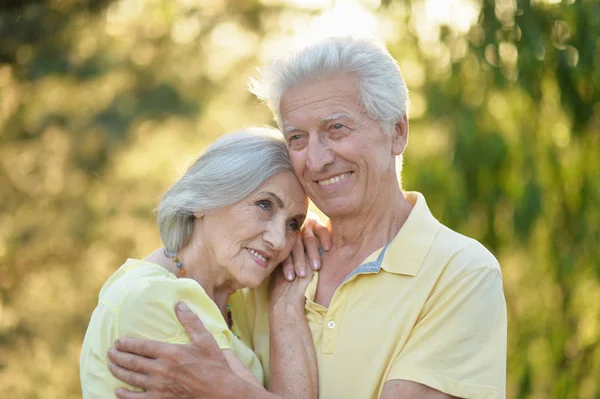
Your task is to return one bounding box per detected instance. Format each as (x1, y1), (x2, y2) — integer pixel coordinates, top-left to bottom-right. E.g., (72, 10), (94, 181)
(387, 265), (507, 399)
(117, 277), (232, 349)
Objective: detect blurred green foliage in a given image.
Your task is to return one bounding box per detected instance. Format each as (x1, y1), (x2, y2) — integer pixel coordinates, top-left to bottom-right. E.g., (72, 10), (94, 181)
(0, 0), (598, 398)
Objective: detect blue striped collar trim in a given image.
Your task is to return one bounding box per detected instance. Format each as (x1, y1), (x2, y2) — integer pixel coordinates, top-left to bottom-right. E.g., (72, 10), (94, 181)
(342, 244), (390, 283)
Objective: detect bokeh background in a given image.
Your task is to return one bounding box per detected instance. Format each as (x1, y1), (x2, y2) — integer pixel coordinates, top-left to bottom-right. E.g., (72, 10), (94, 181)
(1, 0), (598, 397)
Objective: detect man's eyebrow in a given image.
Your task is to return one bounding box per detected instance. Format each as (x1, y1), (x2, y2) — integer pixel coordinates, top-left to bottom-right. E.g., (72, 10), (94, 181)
(321, 112), (352, 123)
(259, 191), (284, 208)
(283, 125), (300, 134)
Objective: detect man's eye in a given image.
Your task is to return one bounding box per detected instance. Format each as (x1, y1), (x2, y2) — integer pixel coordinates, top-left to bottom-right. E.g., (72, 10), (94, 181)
(256, 200), (272, 211)
(332, 123), (343, 130)
(290, 134), (302, 141)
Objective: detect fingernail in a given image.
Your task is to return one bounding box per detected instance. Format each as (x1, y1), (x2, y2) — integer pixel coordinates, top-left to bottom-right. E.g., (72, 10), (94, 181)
(286, 271), (294, 281)
(298, 268), (306, 277)
(312, 260), (320, 270)
(177, 302), (189, 312)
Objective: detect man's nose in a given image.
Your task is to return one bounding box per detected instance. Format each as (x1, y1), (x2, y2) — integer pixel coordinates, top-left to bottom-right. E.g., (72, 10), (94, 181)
(306, 135), (335, 171)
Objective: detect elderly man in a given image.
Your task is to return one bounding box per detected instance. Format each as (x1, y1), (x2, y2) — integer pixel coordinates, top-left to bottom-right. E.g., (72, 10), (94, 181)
(108, 36), (507, 398)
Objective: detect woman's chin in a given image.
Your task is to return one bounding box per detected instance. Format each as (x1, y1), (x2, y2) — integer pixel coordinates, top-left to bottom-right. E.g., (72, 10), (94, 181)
(234, 274), (266, 290)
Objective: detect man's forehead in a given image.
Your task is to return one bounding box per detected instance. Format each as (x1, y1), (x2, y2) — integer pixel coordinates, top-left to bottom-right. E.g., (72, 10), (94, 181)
(281, 76), (360, 105)
(284, 111), (351, 127)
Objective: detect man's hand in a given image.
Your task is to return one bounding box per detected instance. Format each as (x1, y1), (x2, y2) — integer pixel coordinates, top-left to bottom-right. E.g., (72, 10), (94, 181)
(107, 302), (238, 399)
(281, 211), (331, 281)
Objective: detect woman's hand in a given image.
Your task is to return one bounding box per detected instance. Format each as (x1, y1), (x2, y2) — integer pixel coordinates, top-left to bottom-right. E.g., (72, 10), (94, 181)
(269, 260), (313, 313)
(281, 211), (330, 281)
(268, 253), (318, 399)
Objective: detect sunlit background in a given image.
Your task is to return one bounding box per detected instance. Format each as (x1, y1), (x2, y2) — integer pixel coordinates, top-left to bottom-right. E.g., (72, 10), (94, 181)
(1, 0), (598, 397)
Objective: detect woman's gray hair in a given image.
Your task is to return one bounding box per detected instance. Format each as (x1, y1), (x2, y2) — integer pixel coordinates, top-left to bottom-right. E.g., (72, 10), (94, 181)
(248, 36), (409, 135)
(157, 127), (293, 252)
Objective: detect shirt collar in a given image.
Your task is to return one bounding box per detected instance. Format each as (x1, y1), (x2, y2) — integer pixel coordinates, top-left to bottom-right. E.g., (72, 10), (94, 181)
(379, 191), (441, 276)
(309, 192), (441, 293)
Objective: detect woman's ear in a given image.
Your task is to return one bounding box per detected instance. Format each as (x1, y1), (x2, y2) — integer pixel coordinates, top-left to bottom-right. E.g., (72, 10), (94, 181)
(391, 115), (409, 156)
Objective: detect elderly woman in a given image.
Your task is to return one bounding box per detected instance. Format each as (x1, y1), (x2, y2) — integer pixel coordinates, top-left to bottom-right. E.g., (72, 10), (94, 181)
(80, 127), (319, 398)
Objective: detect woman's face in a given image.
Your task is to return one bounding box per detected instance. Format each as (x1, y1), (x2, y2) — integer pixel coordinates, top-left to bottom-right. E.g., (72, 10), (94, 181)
(198, 170), (308, 289)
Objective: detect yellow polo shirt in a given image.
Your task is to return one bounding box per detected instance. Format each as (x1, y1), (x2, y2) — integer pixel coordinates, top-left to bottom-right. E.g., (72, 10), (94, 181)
(80, 259), (263, 398)
(234, 192), (507, 399)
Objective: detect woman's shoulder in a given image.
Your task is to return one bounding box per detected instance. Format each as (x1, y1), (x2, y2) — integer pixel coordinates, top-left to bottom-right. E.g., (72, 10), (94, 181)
(110, 262), (228, 342)
(116, 262), (213, 310)
(99, 259), (175, 303)
(99, 259), (212, 317)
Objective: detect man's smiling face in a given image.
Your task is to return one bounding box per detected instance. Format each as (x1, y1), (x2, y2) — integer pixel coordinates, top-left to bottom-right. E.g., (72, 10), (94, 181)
(280, 75), (400, 219)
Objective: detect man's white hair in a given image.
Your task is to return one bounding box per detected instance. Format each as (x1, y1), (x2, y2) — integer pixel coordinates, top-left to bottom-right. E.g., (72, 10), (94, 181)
(249, 36), (409, 135)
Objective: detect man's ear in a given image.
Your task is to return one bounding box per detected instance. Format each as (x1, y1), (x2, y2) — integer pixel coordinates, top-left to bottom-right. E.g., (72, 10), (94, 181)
(391, 115), (409, 156)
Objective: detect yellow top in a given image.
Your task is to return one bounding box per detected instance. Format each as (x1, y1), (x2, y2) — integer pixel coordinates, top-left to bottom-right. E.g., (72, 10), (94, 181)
(80, 259), (263, 399)
(234, 192), (507, 399)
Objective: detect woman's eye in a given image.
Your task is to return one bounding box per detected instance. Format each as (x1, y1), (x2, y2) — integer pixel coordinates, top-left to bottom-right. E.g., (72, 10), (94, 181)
(256, 200), (272, 211)
(288, 220), (300, 231)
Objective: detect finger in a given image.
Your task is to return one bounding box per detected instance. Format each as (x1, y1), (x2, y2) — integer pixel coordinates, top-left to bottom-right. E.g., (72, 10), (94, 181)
(175, 302), (220, 352)
(114, 337), (171, 359)
(302, 226), (321, 270)
(115, 388), (149, 399)
(109, 360), (152, 391)
(312, 221), (332, 251)
(304, 210), (331, 251)
(291, 233), (307, 277)
(108, 347), (156, 375)
(281, 256), (296, 281)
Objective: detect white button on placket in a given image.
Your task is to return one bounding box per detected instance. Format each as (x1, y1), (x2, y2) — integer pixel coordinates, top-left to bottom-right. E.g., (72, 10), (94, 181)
(327, 321), (336, 329)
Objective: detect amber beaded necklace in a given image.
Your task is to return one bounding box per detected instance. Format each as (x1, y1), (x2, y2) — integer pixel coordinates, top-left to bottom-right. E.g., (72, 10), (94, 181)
(163, 248), (186, 276)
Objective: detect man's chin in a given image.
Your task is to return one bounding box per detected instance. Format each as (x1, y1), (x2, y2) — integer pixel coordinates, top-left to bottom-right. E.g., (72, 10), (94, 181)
(315, 203), (355, 219)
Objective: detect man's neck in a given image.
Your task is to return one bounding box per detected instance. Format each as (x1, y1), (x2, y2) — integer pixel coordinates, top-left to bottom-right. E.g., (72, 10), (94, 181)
(315, 188), (412, 302)
(330, 188), (412, 253)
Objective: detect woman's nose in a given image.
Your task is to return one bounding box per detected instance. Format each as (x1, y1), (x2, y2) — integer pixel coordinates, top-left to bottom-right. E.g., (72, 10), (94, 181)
(263, 221), (286, 251)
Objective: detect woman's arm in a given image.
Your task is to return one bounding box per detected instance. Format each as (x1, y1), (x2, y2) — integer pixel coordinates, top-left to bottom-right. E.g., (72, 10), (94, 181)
(268, 266), (318, 399)
(108, 303), (286, 399)
(222, 349), (263, 388)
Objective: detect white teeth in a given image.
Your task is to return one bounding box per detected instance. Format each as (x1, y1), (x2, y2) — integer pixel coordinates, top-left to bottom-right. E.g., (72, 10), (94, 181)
(249, 249), (267, 262)
(319, 173), (350, 186)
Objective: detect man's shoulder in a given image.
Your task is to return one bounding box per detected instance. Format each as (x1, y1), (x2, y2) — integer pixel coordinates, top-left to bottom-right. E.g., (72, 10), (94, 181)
(432, 223), (502, 283)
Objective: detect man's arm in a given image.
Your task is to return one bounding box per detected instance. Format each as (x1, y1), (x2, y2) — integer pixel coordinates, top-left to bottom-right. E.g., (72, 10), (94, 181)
(108, 302), (280, 399)
(381, 380), (457, 399)
(383, 263), (507, 399)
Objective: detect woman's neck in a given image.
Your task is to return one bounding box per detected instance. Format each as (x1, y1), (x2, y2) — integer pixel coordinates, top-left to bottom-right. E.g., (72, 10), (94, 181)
(146, 243), (239, 315)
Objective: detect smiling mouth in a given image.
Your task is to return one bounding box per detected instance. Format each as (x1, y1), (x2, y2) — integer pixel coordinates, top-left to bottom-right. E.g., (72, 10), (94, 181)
(317, 172), (352, 186)
(246, 248), (270, 267)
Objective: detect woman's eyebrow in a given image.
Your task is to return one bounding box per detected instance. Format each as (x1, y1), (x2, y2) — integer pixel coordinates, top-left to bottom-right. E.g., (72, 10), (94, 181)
(296, 213), (307, 222)
(258, 191), (284, 208)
